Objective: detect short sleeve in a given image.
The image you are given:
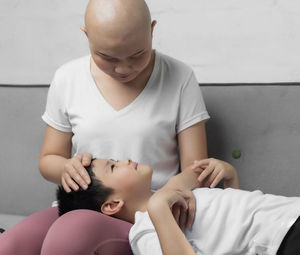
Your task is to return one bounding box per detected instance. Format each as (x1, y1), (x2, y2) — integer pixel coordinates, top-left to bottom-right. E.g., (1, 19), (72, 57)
(41, 70), (72, 132)
(130, 230), (163, 255)
(176, 72), (210, 134)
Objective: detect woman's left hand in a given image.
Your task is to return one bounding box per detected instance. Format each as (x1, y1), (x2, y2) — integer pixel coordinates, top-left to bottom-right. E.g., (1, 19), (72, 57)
(192, 158), (237, 188)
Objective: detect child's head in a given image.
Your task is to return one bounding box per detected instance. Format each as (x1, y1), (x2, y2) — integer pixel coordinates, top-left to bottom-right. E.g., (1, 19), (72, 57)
(81, 0), (156, 83)
(57, 158), (153, 217)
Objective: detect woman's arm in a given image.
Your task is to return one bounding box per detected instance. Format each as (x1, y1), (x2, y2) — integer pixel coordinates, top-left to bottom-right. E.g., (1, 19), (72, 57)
(39, 125), (72, 184)
(166, 121), (207, 229)
(39, 125), (91, 192)
(178, 121), (208, 171)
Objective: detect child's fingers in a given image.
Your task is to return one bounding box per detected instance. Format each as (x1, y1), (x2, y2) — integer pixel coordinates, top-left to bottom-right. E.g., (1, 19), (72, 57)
(210, 173), (224, 188)
(186, 197), (196, 230)
(172, 204), (180, 225)
(179, 207), (187, 231)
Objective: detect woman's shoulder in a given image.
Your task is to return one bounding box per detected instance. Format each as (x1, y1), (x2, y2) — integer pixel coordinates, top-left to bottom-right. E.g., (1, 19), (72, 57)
(156, 51), (193, 76)
(50, 55), (91, 92)
(55, 55), (90, 75)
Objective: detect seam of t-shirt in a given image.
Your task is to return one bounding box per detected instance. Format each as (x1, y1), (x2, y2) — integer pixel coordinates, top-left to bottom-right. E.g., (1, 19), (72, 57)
(129, 229), (156, 246)
(177, 112), (210, 134)
(94, 238), (131, 251)
(42, 112), (72, 132)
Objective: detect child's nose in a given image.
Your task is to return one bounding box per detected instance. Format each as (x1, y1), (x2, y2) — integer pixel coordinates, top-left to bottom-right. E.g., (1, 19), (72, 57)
(121, 158), (131, 165)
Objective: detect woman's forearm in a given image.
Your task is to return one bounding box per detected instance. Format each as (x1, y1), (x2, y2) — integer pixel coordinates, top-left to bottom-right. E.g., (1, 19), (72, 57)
(39, 155), (68, 184)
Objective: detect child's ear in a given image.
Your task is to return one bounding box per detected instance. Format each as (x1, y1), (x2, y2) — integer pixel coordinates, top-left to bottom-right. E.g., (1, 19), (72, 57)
(101, 199), (124, 216)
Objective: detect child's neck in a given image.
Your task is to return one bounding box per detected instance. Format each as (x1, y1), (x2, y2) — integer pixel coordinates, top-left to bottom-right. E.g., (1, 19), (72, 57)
(116, 192), (153, 224)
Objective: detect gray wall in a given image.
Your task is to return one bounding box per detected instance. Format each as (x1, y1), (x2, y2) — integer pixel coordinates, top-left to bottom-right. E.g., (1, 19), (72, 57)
(1, 0), (300, 84)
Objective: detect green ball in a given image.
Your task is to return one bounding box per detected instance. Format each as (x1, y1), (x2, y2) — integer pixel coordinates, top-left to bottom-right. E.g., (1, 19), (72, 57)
(232, 150), (241, 159)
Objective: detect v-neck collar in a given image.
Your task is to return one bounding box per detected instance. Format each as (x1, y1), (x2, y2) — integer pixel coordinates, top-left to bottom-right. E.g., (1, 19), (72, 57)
(87, 51), (160, 116)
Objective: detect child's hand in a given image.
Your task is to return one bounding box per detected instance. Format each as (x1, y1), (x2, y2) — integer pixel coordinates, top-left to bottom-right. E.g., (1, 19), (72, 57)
(192, 158), (238, 188)
(152, 188), (189, 209)
(61, 153), (92, 192)
(171, 189), (195, 231)
(164, 175), (197, 230)
(148, 188), (189, 231)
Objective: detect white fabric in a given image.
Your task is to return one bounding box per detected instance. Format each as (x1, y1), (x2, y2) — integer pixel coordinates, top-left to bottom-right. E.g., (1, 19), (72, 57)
(42, 51), (209, 190)
(129, 188), (300, 255)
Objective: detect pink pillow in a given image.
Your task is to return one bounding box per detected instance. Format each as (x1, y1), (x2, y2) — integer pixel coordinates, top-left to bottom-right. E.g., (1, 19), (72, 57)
(41, 209), (133, 255)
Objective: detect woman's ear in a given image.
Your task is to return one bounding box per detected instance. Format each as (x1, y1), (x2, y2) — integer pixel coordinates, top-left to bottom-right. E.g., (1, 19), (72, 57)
(101, 199), (124, 216)
(80, 26), (88, 37)
(151, 20), (157, 38)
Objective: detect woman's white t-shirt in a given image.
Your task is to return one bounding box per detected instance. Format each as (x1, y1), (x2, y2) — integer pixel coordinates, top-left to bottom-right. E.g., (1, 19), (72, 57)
(42, 51), (210, 190)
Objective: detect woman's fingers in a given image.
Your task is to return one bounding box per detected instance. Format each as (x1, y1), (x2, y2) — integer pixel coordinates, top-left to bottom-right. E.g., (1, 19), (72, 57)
(205, 168), (219, 187)
(210, 172), (224, 188)
(197, 165), (214, 184)
(68, 163), (88, 189)
(74, 161), (90, 185)
(78, 153), (92, 166)
(63, 172), (79, 191)
(61, 177), (71, 193)
(192, 158), (210, 169)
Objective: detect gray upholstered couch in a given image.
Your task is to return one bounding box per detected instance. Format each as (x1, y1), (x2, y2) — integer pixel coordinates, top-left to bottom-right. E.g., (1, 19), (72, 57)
(1, 84), (300, 230)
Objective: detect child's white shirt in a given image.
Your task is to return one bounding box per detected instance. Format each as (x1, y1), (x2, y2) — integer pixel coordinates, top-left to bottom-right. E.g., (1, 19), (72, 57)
(42, 51), (209, 190)
(129, 188), (300, 255)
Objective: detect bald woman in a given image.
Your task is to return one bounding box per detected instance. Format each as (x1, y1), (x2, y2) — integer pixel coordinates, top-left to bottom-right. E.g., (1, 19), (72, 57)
(0, 0), (210, 254)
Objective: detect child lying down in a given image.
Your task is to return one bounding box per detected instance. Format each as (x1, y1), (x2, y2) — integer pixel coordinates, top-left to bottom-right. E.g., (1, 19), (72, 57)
(56, 158), (300, 255)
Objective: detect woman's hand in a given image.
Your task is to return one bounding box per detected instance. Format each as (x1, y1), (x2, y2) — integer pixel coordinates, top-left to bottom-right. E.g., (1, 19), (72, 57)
(61, 153), (92, 192)
(192, 158), (239, 188)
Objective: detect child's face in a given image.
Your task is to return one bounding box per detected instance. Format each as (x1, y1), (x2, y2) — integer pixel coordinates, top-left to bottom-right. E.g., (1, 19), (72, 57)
(92, 158), (153, 198)
(87, 21), (155, 84)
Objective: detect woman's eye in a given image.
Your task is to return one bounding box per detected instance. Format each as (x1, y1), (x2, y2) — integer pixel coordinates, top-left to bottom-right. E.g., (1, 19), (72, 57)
(130, 53), (143, 59)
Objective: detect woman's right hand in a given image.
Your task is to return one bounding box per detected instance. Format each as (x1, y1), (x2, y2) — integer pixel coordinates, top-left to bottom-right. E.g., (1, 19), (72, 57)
(61, 153), (92, 192)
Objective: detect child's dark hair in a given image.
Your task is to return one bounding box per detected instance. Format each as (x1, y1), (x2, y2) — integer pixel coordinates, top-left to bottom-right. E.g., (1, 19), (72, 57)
(56, 159), (114, 216)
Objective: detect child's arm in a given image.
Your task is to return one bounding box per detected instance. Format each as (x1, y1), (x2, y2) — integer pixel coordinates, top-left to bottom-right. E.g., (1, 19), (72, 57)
(164, 158), (239, 229)
(147, 188), (196, 255)
(163, 165), (202, 230)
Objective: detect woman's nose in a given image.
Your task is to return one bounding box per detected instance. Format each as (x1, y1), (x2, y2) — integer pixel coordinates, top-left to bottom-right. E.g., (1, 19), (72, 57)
(115, 62), (132, 75)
